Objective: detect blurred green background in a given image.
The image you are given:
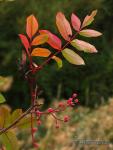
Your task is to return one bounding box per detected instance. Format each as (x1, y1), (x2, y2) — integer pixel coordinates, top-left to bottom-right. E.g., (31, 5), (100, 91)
(0, 0), (113, 109)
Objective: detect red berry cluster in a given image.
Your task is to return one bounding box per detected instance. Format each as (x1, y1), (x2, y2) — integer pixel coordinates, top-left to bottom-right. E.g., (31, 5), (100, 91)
(31, 93), (79, 149)
(67, 93), (79, 106)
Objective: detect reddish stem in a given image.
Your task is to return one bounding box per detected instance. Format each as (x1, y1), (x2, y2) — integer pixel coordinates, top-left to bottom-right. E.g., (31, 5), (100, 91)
(31, 113), (35, 145)
(24, 29), (80, 148)
(27, 37), (38, 147)
(51, 113), (63, 122)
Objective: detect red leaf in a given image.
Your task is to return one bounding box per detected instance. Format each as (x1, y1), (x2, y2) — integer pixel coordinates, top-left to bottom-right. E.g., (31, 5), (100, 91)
(39, 30), (62, 50)
(71, 13), (81, 31)
(56, 12), (72, 41)
(19, 34), (30, 51)
(26, 15), (38, 39)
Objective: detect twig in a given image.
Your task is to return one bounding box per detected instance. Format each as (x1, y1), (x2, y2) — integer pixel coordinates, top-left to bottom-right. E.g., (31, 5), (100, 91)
(0, 104), (42, 135)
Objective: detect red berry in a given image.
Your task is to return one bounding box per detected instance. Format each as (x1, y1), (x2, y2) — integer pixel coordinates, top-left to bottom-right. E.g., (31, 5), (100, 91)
(34, 142), (39, 148)
(68, 98), (73, 101)
(47, 108), (54, 113)
(74, 99), (79, 103)
(72, 93), (77, 98)
(64, 115), (70, 122)
(67, 98), (74, 106)
(36, 110), (42, 116)
(32, 127), (37, 133)
(58, 102), (65, 107)
(37, 120), (41, 126)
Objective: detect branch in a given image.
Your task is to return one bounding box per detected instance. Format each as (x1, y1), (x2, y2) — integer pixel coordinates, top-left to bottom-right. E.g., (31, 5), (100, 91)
(34, 31), (80, 73)
(0, 104), (42, 135)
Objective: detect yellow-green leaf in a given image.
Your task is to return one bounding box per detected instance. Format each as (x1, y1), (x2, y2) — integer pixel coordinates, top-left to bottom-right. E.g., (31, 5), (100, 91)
(31, 48), (51, 57)
(82, 10), (97, 28)
(0, 76), (13, 92)
(0, 93), (6, 103)
(17, 115), (36, 129)
(0, 131), (19, 150)
(62, 48), (85, 65)
(52, 56), (63, 68)
(71, 39), (97, 53)
(31, 34), (48, 45)
(11, 109), (22, 124)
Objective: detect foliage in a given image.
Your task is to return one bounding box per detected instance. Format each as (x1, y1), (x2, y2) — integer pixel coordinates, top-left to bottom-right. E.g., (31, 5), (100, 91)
(0, 7), (102, 149)
(0, 105), (32, 150)
(0, 93), (6, 104)
(0, 0), (112, 109)
(0, 76), (13, 104)
(19, 10), (101, 72)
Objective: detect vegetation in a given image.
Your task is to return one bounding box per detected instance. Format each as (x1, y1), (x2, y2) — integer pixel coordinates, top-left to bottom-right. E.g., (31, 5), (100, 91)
(0, 0), (113, 149)
(0, 0), (113, 108)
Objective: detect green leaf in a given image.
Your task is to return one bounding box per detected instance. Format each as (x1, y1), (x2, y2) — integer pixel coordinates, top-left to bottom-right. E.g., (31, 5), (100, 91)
(0, 93), (6, 103)
(0, 131), (19, 150)
(71, 39), (97, 53)
(62, 48), (85, 65)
